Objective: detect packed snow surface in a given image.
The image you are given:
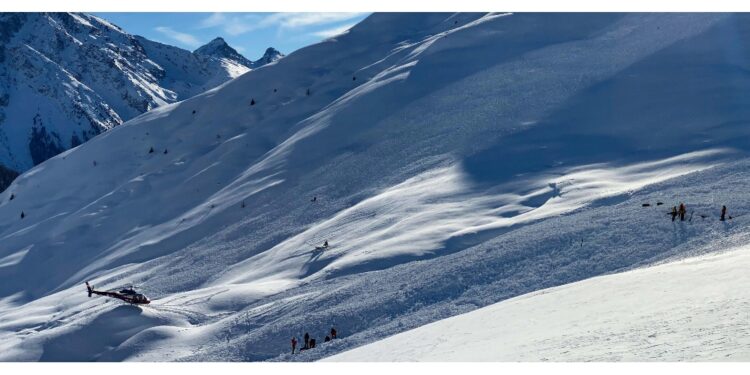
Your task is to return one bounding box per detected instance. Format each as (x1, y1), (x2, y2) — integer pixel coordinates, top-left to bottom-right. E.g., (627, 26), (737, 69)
(328, 245), (750, 361)
(1, 13), (750, 361)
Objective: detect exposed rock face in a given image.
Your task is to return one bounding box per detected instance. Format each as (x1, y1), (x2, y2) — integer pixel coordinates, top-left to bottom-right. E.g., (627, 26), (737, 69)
(0, 13), (260, 184)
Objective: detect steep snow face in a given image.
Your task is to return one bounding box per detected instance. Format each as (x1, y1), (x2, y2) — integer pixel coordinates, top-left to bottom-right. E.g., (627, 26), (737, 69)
(327, 243), (750, 361)
(1, 12), (750, 362)
(0, 13), (254, 180)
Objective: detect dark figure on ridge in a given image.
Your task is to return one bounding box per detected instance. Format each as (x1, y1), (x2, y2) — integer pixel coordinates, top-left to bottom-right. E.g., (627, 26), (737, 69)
(678, 203), (686, 221)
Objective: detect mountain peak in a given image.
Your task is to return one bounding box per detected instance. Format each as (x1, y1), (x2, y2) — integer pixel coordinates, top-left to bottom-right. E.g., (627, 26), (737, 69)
(252, 47), (285, 68)
(194, 37), (252, 67)
(207, 36), (227, 46)
(194, 37), (231, 56)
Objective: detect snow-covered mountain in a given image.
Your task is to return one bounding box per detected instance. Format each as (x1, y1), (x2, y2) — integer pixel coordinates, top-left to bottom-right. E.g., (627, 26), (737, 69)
(194, 37), (254, 67)
(0, 13), (275, 189)
(1, 12), (750, 362)
(250, 47), (284, 69)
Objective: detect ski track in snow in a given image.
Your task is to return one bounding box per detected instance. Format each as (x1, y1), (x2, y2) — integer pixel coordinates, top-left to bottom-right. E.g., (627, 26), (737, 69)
(1, 12), (750, 361)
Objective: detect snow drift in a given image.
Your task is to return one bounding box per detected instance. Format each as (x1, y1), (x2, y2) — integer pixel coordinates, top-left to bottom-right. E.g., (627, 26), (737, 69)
(328, 243), (750, 361)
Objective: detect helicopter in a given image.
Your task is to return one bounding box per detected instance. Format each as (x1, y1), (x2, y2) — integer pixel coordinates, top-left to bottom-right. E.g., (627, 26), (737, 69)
(85, 281), (151, 305)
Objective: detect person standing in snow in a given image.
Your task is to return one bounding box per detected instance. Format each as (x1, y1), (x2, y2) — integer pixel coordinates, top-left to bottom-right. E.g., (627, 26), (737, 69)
(678, 203), (686, 221)
(331, 327), (337, 339)
(304, 332), (310, 349)
(670, 206), (678, 222)
(324, 335), (331, 342)
(720, 205), (727, 221)
(323, 240), (328, 248)
(291, 336), (297, 354)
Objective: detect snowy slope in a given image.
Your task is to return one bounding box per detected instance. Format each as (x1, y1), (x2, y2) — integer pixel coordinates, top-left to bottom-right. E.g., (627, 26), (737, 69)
(0, 13), (263, 182)
(327, 244), (750, 361)
(1, 13), (750, 362)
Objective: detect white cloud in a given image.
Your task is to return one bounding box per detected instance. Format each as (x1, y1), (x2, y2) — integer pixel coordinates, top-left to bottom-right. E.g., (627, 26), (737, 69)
(199, 13), (226, 29)
(224, 18), (260, 36)
(271, 12), (366, 29)
(197, 12), (367, 37)
(311, 23), (356, 39)
(155, 26), (201, 47)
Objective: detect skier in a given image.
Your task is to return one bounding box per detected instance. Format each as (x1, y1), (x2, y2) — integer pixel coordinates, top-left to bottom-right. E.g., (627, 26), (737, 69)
(324, 335), (331, 342)
(331, 327), (337, 339)
(670, 206), (678, 222)
(323, 240), (328, 248)
(311, 196), (317, 202)
(149, 147), (154, 154)
(291, 337), (297, 354)
(309, 338), (316, 348)
(678, 203), (686, 221)
(250, 98), (256, 106)
(20, 211), (25, 219)
(304, 332), (310, 349)
(721, 205), (727, 221)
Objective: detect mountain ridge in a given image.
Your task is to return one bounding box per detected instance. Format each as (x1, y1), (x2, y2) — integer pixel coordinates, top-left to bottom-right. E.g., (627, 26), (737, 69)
(0, 12), (282, 191)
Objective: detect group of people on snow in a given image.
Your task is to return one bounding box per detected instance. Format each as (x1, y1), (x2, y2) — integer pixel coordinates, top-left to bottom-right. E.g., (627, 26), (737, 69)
(667, 203), (731, 222)
(291, 327), (337, 354)
(669, 203), (688, 222)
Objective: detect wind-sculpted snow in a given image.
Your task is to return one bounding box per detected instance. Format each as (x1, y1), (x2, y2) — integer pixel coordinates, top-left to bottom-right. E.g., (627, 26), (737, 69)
(1, 12), (750, 361)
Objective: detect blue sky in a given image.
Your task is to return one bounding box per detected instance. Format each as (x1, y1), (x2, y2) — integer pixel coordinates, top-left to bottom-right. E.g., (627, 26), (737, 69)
(94, 13), (371, 60)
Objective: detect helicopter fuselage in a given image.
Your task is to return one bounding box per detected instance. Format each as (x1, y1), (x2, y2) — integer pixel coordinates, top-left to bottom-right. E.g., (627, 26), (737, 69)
(86, 282), (151, 305)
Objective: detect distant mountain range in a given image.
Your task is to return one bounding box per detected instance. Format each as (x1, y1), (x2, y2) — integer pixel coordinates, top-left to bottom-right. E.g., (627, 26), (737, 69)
(0, 12), (283, 190)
